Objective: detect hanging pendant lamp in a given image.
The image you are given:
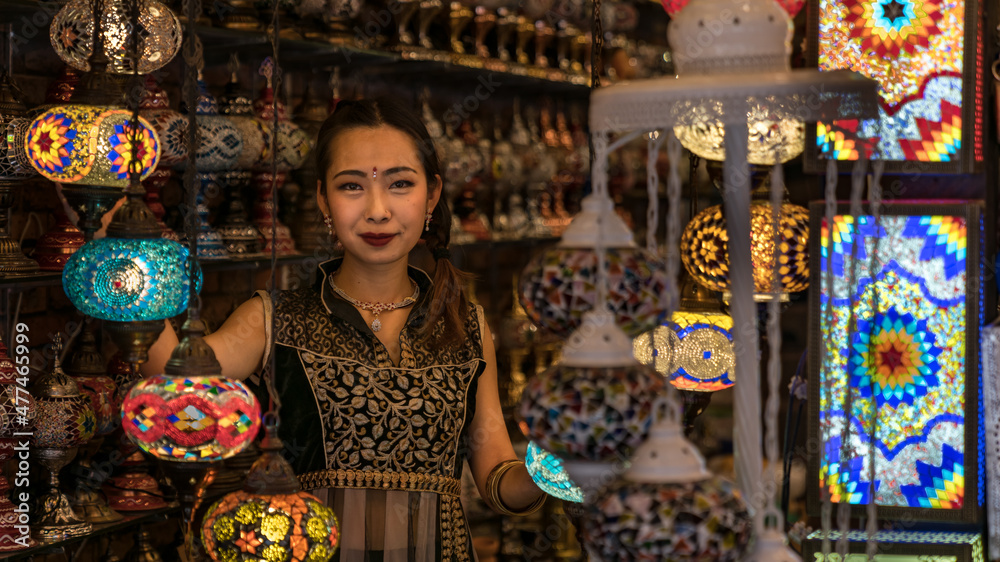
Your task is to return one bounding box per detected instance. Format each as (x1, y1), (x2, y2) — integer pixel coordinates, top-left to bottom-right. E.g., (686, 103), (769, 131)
(518, 194), (669, 338)
(518, 310), (665, 500)
(201, 422), (340, 561)
(582, 406), (753, 561)
(50, 0), (182, 75)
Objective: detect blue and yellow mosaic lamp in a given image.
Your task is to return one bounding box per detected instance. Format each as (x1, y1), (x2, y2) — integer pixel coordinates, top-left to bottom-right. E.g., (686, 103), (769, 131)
(634, 277), (735, 432)
(24, 104), (160, 188)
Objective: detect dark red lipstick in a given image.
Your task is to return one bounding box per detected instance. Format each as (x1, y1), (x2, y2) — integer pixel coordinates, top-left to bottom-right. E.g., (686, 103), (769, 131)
(360, 233), (396, 247)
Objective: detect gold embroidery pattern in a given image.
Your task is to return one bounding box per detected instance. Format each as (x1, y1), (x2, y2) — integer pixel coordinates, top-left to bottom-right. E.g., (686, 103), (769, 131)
(440, 495), (472, 561)
(297, 468), (461, 497)
(300, 352), (482, 474)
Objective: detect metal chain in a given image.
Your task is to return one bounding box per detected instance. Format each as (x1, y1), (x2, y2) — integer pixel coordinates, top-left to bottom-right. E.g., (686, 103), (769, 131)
(181, 0), (203, 318)
(820, 157), (837, 557)
(265, 0), (283, 417)
(663, 131), (681, 317)
(592, 131), (610, 309)
(764, 160), (784, 527)
(646, 133), (662, 255)
(865, 159), (884, 560)
(590, 0), (602, 88)
(126, 0), (143, 193)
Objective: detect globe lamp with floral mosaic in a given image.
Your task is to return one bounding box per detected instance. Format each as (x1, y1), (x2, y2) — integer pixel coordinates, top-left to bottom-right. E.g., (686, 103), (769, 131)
(518, 194), (669, 338)
(202, 421), (340, 562)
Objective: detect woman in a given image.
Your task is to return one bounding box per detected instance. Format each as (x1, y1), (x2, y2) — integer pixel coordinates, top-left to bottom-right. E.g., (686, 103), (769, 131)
(145, 97), (544, 561)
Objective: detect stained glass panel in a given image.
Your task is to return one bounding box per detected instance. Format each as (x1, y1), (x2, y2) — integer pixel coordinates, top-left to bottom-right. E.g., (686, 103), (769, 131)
(813, 0), (982, 170)
(812, 205), (981, 523)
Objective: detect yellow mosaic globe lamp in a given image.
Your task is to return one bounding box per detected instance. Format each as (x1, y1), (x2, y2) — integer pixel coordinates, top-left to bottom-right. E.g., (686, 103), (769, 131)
(24, 0), (161, 239)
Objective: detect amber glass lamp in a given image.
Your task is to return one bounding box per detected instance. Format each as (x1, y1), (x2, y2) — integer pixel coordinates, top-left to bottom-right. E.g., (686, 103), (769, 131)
(680, 178), (809, 302)
(0, 67), (40, 276)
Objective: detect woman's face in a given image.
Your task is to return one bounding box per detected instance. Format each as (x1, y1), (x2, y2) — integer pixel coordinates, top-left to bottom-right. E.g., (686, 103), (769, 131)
(318, 125), (441, 267)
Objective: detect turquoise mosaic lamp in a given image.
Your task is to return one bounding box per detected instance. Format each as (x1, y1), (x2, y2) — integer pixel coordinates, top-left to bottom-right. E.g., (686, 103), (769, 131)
(62, 236), (198, 321)
(525, 440), (584, 503)
(63, 185), (200, 364)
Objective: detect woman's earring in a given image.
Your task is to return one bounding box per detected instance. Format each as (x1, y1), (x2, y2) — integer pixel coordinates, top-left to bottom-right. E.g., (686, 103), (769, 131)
(324, 215), (334, 237)
(424, 211), (432, 232)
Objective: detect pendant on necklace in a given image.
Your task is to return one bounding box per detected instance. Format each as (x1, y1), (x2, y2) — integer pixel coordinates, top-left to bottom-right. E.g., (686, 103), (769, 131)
(371, 317), (382, 332)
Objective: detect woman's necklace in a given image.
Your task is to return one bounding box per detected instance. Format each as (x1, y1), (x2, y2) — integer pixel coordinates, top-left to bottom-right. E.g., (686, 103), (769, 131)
(328, 275), (420, 332)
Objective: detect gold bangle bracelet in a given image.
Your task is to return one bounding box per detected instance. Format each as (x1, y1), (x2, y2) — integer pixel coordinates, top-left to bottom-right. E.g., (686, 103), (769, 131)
(485, 460), (546, 517)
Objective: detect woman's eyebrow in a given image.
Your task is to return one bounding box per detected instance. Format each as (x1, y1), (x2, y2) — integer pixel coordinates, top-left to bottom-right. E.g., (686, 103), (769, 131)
(332, 169), (367, 179)
(384, 166), (418, 176)
(331, 166), (417, 179)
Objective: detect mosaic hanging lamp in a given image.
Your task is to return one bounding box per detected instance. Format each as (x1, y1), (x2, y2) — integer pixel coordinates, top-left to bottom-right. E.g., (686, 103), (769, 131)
(518, 311), (665, 500)
(0, 67), (40, 276)
(50, 0), (182, 75)
(201, 422), (340, 561)
(680, 181), (809, 302)
(666, 0), (805, 166)
(24, 99), (161, 189)
(27, 0), (161, 241)
(518, 194), (669, 338)
(633, 275), (735, 432)
(216, 57), (266, 256)
(63, 187), (200, 364)
(0, 340), (35, 550)
(121, 316), (261, 463)
(580, 395), (752, 560)
(29, 336), (97, 541)
(34, 212), (85, 271)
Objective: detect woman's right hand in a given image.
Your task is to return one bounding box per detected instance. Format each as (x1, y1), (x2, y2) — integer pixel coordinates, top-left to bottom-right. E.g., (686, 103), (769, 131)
(140, 297), (268, 381)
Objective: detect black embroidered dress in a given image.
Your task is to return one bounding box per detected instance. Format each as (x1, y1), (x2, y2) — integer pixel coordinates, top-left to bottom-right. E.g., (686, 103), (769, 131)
(250, 258), (486, 562)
